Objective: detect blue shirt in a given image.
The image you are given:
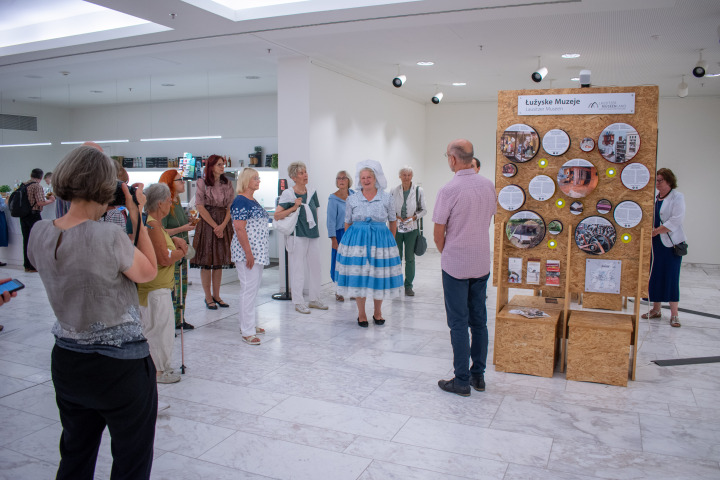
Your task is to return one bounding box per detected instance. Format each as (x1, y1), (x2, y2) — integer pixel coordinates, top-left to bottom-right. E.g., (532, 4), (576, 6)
(327, 190), (354, 236)
(345, 190), (395, 224)
(230, 195), (270, 265)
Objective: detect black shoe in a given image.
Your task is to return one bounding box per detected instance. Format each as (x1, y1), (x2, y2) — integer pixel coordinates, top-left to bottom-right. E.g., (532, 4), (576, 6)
(176, 322), (195, 330)
(405, 288), (415, 296)
(372, 315), (385, 325)
(471, 375), (485, 392)
(205, 299), (218, 310)
(357, 317), (368, 328)
(438, 378), (470, 397)
(213, 297), (229, 308)
(0, 262), (7, 267)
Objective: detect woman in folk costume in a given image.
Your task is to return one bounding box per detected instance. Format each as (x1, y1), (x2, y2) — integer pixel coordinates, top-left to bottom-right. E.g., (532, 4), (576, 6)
(336, 160), (403, 327)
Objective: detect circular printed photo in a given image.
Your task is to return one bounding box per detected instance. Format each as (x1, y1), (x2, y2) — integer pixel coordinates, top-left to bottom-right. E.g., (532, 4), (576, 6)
(580, 137), (595, 152)
(502, 163), (518, 178)
(498, 185), (525, 211)
(548, 220), (563, 235)
(621, 163), (650, 190)
(500, 124), (539, 163)
(505, 211), (546, 249)
(613, 200), (643, 228)
(557, 159), (599, 198)
(598, 123), (641, 163)
(570, 201), (583, 215)
(528, 175), (556, 201)
(596, 199), (612, 214)
(542, 129), (570, 156)
(575, 216), (617, 255)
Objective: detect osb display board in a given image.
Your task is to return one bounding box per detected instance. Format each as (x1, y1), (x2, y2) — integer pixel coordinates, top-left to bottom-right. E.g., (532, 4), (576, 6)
(493, 86), (657, 301)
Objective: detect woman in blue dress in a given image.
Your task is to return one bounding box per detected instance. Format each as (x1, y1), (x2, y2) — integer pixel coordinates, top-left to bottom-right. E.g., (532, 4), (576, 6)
(327, 170), (354, 301)
(336, 160), (403, 327)
(644, 168), (686, 328)
(231, 168), (270, 345)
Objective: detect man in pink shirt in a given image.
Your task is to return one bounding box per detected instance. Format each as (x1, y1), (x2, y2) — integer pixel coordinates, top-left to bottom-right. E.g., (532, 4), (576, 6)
(433, 139), (496, 396)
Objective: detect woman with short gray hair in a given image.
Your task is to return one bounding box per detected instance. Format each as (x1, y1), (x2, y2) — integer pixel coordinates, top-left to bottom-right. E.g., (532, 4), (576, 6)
(28, 145), (159, 478)
(274, 162), (327, 314)
(138, 183), (189, 384)
(391, 165), (426, 296)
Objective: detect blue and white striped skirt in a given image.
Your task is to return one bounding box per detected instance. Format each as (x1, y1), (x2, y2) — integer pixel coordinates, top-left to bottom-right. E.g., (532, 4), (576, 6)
(335, 220), (403, 299)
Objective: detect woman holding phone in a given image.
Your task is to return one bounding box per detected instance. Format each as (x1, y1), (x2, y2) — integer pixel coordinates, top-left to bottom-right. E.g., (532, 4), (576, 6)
(28, 145), (159, 479)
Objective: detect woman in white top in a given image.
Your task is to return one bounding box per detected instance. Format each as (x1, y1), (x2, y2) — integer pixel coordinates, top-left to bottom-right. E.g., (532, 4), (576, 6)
(644, 168), (686, 327)
(391, 166), (426, 296)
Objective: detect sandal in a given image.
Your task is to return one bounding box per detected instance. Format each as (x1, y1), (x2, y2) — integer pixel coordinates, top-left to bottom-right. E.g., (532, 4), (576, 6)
(670, 316), (681, 328)
(641, 310), (661, 319)
(255, 327), (266, 335)
(213, 297), (230, 308)
(336, 294), (345, 302)
(204, 299), (218, 310)
(243, 335), (261, 345)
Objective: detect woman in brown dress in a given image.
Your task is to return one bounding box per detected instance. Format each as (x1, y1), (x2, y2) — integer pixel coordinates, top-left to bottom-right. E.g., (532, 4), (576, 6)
(191, 155), (235, 309)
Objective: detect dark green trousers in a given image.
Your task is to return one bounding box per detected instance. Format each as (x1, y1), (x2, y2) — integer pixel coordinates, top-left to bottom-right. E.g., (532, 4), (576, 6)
(395, 229), (419, 289)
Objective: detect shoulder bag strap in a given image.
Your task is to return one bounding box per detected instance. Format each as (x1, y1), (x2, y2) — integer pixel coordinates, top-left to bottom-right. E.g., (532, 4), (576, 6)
(415, 186), (423, 234)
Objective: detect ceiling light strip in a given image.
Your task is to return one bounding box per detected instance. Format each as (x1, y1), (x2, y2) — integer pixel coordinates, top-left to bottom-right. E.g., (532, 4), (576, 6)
(140, 136), (222, 142)
(61, 140), (130, 145)
(0, 142), (52, 148)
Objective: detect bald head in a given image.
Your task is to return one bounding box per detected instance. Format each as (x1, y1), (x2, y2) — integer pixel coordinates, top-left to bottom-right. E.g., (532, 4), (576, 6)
(447, 139), (474, 165)
(82, 141), (103, 152)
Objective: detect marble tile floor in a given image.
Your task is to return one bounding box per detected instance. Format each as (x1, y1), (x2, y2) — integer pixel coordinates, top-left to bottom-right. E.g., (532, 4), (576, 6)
(0, 255), (719, 479)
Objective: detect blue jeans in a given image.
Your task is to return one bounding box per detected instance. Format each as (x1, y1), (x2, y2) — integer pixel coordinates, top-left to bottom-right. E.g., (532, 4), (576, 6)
(441, 270), (490, 386)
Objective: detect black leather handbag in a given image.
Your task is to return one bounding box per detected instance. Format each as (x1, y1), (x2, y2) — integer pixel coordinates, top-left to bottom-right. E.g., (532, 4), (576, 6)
(413, 186), (427, 256)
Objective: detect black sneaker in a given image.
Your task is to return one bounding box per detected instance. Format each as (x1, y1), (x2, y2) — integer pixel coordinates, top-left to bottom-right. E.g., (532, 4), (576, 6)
(405, 288), (415, 296)
(471, 375), (485, 392)
(437, 378), (470, 397)
(176, 322), (195, 330)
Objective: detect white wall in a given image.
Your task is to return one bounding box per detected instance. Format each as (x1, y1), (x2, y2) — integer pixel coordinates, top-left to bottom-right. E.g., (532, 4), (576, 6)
(421, 96), (720, 265)
(278, 58), (427, 286)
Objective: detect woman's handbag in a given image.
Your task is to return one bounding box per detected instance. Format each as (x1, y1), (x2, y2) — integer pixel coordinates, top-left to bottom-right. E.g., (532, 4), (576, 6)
(413, 186), (427, 256)
(273, 209), (299, 236)
(665, 226), (688, 257)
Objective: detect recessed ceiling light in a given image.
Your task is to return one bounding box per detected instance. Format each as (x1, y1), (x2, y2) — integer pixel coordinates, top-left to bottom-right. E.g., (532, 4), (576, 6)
(161, 83), (175, 87)
(90, 90), (103, 93)
(452, 82), (467, 86)
(245, 76), (261, 79)
(416, 61), (434, 66)
(562, 53), (581, 59)
(24, 75), (43, 79)
(571, 77), (580, 81)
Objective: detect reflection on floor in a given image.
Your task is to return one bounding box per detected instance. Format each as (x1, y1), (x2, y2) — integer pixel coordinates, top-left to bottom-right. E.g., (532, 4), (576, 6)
(1, 253), (719, 479)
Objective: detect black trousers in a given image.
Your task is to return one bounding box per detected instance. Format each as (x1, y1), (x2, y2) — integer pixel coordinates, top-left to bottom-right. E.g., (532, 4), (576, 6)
(51, 345), (158, 480)
(20, 211), (41, 270)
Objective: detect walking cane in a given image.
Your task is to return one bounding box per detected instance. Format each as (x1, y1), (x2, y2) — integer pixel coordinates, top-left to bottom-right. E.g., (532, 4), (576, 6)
(179, 258), (187, 374)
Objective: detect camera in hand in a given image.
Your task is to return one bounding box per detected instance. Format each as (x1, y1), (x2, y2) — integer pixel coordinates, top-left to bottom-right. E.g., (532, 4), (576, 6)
(110, 181), (138, 207)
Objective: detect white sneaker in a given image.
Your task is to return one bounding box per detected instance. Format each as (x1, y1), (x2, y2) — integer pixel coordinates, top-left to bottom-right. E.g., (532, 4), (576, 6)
(295, 304), (311, 314)
(157, 371), (181, 384)
(308, 300), (328, 310)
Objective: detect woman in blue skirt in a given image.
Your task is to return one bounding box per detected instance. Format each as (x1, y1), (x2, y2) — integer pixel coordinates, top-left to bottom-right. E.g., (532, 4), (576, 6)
(336, 160), (403, 327)
(327, 170), (354, 301)
(644, 168), (686, 327)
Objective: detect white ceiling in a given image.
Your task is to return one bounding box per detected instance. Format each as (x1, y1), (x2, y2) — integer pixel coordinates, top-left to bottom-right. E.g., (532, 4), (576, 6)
(0, 0), (718, 108)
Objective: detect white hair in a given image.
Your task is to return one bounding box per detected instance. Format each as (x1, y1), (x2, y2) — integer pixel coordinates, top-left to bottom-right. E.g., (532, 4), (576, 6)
(399, 166), (413, 176)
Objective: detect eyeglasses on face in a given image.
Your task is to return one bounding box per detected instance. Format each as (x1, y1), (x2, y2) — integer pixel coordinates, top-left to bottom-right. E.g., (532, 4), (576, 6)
(336, 176), (348, 181)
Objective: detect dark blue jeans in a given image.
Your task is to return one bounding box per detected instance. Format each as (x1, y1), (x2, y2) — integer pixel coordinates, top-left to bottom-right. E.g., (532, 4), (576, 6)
(441, 270), (490, 386)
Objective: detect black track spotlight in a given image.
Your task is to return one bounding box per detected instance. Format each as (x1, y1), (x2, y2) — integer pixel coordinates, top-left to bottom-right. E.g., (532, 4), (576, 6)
(693, 49), (707, 78)
(392, 74), (406, 88)
(431, 92), (443, 104)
